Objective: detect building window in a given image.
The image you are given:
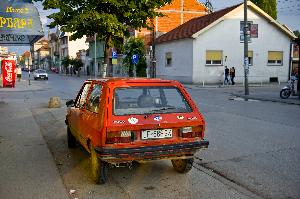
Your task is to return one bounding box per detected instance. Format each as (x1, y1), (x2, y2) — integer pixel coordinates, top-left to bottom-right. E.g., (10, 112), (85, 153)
(165, 52), (172, 67)
(206, 50), (222, 65)
(248, 51), (253, 66)
(268, 51), (283, 65)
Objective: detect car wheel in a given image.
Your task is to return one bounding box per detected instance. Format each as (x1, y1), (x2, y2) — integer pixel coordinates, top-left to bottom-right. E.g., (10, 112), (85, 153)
(171, 158), (194, 173)
(89, 143), (108, 184)
(45, 77), (48, 80)
(67, 127), (76, 148)
(34, 77), (37, 80)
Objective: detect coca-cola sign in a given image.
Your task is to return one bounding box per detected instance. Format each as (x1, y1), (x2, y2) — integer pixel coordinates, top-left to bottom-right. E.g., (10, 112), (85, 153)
(2, 59), (16, 87)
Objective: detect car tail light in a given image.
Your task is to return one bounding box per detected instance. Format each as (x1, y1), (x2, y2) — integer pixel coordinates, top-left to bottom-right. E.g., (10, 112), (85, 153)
(180, 126), (203, 138)
(106, 131), (134, 144)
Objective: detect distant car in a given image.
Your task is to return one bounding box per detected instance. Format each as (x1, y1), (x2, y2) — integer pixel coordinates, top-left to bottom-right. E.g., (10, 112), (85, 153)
(33, 69), (48, 80)
(65, 78), (209, 184)
(51, 67), (59, 73)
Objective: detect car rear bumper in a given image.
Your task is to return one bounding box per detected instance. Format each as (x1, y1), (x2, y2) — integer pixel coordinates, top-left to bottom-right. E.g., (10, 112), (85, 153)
(95, 140), (209, 163)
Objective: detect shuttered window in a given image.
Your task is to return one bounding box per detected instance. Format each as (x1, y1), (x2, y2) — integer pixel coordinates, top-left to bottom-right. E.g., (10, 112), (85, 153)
(268, 51), (283, 65)
(165, 52), (172, 67)
(206, 50), (223, 65)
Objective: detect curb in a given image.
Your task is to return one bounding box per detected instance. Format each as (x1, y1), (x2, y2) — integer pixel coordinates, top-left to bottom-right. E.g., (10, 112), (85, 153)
(234, 94), (300, 105)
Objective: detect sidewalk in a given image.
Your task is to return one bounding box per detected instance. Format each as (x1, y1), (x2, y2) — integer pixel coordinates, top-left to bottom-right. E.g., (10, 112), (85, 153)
(185, 83), (300, 105)
(0, 79), (47, 92)
(0, 89), (69, 199)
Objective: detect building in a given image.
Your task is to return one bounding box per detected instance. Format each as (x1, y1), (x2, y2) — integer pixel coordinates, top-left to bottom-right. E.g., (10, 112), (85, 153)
(59, 32), (89, 73)
(85, 36), (105, 76)
(138, 0), (207, 45)
(292, 42), (299, 76)
(59, 32), (88, 59)
(48, 32), (60, 71)
(155, 1), (296, 84)
(137, 0), (208, 75)
(76, 49), (88, 76)
(31, 38), (48, 69)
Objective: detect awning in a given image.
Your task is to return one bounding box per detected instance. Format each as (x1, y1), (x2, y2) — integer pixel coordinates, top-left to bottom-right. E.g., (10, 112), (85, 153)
(0, 0), (44, 46)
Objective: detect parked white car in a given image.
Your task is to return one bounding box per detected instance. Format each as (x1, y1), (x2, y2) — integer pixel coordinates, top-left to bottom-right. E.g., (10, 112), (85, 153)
(33, 69), (48, 80)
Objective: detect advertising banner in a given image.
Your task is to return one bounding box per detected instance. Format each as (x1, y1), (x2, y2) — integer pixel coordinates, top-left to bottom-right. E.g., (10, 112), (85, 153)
(0, 0), (44, 45)
(2, 59), (15, 87)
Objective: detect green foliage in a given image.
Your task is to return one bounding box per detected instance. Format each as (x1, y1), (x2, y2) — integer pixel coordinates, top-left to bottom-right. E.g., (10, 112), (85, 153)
(122, 37), (147, 77)
(70, 58), (84, 70)
(293, 30), (300, 38)
(40, 0), (172, 51)
(251, 0), (277, 19)
(61, 56), (71, 69)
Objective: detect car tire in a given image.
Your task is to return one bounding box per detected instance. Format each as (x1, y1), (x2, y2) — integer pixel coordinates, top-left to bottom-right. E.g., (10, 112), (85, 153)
(89, 143), (108, 184)
(171, 158), (194, 173)
(34, 77), (37, 80)
(45, 77), (48, 80)
(67, 127), (76, 148)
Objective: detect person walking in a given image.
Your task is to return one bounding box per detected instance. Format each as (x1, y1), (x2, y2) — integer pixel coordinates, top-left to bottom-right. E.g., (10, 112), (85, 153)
(224, 66), (230, 85)
(16, 66), (22, 82)
(230, 67), (235, 85)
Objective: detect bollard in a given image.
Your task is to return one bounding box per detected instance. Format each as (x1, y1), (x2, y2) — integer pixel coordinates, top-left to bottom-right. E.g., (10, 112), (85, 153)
(48, 96), (61, 108)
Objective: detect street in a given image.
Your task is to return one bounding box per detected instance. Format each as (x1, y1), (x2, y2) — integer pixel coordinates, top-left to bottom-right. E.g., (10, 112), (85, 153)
(0, 73), (299, 199)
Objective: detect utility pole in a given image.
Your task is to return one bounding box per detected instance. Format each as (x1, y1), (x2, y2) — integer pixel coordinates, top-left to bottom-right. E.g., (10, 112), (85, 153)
(244, 0), (249, 95)
(94, 33), (97, 78)
(295, 38), (300, 98)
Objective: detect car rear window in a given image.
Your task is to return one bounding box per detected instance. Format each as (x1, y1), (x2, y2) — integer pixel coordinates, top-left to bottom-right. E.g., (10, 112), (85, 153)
(113, 86), (192, 116)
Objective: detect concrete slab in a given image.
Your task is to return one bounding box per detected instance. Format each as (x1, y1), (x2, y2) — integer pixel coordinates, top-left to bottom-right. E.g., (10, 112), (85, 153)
(0, 100), (69, 199)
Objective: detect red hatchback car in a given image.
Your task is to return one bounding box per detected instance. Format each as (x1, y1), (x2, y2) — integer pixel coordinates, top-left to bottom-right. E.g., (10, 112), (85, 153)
(65, 78), (209, 184)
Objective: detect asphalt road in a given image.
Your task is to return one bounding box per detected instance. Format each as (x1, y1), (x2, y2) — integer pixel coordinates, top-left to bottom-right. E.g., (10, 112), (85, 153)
(1, 73), (299, 199)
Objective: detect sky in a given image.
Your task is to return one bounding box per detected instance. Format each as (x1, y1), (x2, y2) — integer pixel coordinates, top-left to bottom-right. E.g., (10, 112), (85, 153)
(7, 0), (300, 55)
(211, 0), (300, 31)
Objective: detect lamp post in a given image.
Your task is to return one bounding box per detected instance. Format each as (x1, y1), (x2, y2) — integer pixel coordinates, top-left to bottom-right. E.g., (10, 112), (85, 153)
(243, 0), (249, 95)
(94, 33), (97, 78)
(27, 56), (31, 85)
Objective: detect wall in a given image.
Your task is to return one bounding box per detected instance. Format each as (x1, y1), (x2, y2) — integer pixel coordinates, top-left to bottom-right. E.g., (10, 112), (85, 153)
(193, 6), (292, 84)
(156, 39), (193, 83)
(69, 36), (88, 58)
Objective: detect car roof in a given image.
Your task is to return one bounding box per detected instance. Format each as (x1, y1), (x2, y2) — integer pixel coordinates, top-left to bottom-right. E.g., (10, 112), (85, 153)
(85, 78), (181, 86)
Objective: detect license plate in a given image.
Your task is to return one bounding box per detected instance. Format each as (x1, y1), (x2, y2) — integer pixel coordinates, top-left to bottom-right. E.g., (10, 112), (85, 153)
(41, 76), (44, 79)
(141, 129), (173, 139)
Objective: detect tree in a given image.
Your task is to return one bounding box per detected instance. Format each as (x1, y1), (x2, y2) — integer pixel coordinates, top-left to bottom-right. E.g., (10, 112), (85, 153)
(70, 58), (84, 77)
(293, 30), (300, 38)
(61, 56), (71, 74)
(40, 0), (172, 76)
(251, 0), (277, 19)
(123, 37), (147, 77)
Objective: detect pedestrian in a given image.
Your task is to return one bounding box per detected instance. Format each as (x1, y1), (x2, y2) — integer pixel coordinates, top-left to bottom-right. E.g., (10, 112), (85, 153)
(16, 66), (22, 82)
(230, 67), (235, 85)
(224, 66), (230, 85)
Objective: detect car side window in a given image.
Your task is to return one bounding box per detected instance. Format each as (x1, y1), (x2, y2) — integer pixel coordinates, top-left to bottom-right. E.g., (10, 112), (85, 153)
(86, 84), (102, 113)
(75, 83), (91, 108)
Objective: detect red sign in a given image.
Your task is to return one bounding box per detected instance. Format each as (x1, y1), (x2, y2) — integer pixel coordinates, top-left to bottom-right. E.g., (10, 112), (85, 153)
(2, 60), (16, 87)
